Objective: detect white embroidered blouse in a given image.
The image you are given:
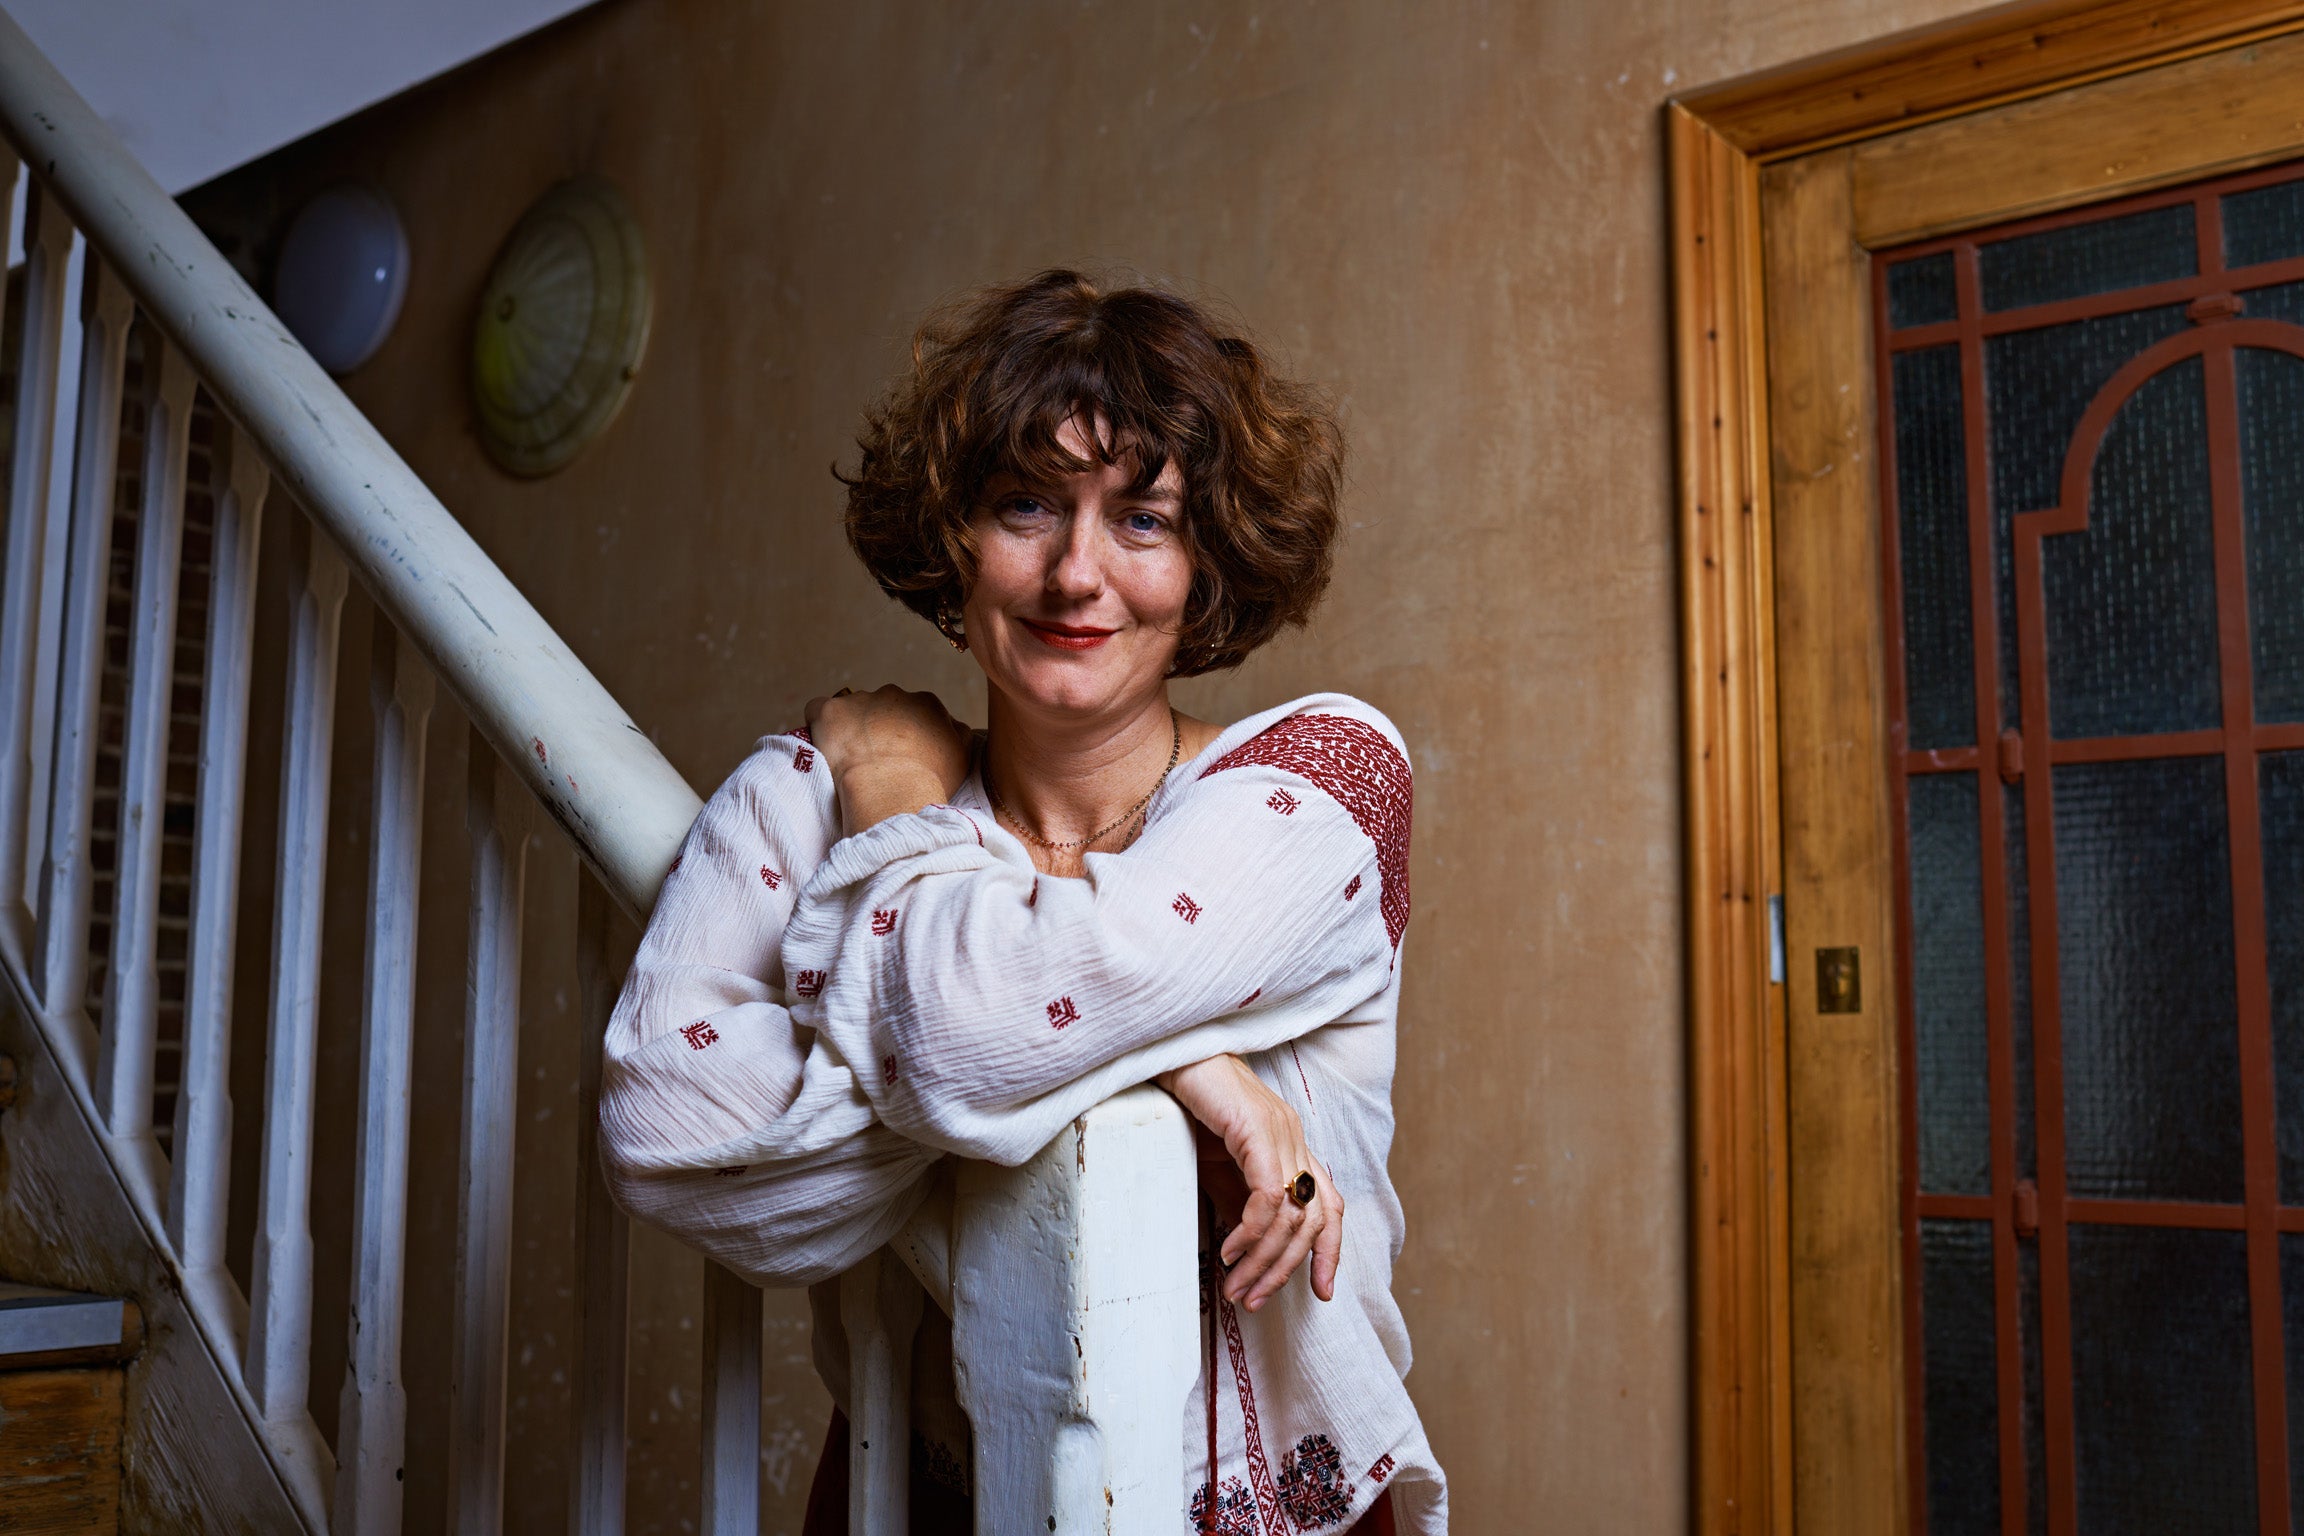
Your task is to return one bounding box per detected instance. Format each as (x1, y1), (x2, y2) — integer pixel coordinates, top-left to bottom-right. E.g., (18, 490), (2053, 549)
(599, 692), (1447, 1533)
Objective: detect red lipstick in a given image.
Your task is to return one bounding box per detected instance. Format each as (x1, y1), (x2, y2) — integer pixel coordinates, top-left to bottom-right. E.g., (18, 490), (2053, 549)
(1018, 618), (1116, 651)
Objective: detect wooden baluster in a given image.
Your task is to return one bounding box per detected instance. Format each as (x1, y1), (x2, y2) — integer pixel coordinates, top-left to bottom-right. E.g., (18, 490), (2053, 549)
(954, 1086), (1199, 1536)
(35, 254), (132, 1024)
(841, 1249), (924, 1536)
(0, 175), (74, 930)
(164, 423), (267, 1274)
(449, 745), (531, 1535)
(92, 340), (194, 1165)
(333, 616), (435, 1536)
(245, 514), (348, 1423)
(571, 871), (629, 1536)
(701, 1260), (762, 1536)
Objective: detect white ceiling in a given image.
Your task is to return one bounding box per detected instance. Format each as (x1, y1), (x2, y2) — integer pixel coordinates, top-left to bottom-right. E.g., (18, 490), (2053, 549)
(10, 0), (603, 194)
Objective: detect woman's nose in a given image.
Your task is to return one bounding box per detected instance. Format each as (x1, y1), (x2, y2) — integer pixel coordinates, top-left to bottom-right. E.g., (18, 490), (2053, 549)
(1047, 514), (1104, 598)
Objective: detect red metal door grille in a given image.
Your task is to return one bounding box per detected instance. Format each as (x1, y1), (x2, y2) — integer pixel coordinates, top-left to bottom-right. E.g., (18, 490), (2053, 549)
(1878, 158), (2304, 1536)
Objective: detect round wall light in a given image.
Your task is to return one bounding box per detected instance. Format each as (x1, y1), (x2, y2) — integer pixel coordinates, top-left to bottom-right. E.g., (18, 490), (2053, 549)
(471, 176), (651, 477)
(271, 183), (409, 375)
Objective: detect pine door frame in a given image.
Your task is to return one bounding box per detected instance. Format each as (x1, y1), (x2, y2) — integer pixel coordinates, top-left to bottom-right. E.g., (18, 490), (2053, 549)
(1671, 4), (2304, 1531)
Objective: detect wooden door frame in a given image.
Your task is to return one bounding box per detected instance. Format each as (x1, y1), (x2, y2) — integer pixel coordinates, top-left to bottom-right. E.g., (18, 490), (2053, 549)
(1672, 3), (2304, 1531)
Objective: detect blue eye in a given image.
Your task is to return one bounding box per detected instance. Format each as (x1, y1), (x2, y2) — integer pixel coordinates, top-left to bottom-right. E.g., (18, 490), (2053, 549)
(1127, 512), (1163, 533)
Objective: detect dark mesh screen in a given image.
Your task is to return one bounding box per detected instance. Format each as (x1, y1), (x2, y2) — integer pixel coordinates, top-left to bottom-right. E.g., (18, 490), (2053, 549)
(1923, 1218), (2002, 1536)
(1980, 203), (2197, 312)
(2054, 756), (2241, 1203)
(2240, 346), (2304, 723)
(1986, 307), (2190, 729)
(2041, 357), (2222, 741)
(1895, 345), (1976, 750)
(2068, 1225), (2257, 1534)
(1912, 772), (1990, 1195)
(2226, 177), (2304, 271)
(1891, 251), (1960, 329)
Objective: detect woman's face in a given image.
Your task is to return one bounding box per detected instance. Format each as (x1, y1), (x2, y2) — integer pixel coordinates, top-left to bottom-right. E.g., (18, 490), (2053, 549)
(961, 414), (1194, 724)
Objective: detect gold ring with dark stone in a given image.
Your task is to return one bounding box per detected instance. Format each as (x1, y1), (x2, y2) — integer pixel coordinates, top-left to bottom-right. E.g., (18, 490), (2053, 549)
(1289, 1171), (1317, 1207)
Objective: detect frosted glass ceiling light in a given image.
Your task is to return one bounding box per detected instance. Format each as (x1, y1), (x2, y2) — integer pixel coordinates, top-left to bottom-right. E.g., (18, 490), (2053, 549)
(272, 183), (409, 375)
(471, 176), (651, 477)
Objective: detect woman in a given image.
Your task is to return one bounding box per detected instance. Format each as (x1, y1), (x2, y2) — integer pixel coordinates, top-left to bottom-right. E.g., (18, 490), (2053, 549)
(600, 270), (1445, 1533)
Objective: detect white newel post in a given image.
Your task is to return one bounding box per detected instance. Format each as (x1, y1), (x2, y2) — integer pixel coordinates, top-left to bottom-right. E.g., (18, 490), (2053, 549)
(951, 1085), (1199, 1536)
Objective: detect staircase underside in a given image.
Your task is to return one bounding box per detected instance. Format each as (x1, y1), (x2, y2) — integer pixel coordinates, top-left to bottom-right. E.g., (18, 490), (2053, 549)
(0, 958), (308, 1533)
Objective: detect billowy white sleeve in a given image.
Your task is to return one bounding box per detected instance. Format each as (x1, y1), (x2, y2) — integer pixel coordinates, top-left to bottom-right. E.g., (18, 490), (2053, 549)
(781, 701), (1413, 1164)
(596, 731), (940, 1288)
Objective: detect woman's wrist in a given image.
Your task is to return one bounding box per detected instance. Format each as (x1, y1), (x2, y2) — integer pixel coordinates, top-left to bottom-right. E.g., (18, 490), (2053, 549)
(835, 761), (955, 836)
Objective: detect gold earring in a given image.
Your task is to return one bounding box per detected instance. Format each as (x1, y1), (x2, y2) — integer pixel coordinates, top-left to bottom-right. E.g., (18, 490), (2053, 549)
(935, 606), (968, 650)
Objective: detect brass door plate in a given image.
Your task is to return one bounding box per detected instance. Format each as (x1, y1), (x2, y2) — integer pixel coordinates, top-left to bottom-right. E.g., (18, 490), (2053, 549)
(1816, 947), (1861, 1014)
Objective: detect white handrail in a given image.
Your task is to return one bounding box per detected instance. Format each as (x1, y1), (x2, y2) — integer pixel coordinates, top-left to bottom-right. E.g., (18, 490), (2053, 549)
(0, 4), (699, 920)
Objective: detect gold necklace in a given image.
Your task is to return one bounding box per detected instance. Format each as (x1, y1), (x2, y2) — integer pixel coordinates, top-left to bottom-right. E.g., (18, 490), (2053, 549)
(986, 710), (1181, 853)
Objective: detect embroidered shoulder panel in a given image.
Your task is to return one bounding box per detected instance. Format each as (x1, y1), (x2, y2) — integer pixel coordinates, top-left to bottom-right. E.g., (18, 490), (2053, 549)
(1200, 713), (1412, 950)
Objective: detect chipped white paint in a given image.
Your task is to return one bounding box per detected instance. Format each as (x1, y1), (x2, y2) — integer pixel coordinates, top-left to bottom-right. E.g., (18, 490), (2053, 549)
(571, 874), (629, 1536)
(93, 341), (194, 1149)
(450, 747), (532, 1535)
(701, 1260), (763, 1535)
(165, 425), (268, 1274)
(333, 617), (436, 1536)
(246, 515), (348, 1428)
(34, 254), (131, 1024)
(0, 174), (70, 928)
(951, 1086), (1200, 1535)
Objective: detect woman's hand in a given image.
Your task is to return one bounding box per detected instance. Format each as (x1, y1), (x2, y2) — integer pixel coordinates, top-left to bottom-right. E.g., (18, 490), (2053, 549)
(1157, 1053), (1343, 1309)
(804, 685), (974, 835)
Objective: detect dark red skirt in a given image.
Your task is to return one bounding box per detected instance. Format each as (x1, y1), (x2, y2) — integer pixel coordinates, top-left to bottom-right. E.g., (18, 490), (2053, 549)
(800, 1409), (1396, 1534)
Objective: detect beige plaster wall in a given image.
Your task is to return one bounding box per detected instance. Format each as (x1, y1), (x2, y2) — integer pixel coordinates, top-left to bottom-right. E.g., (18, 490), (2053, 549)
(183, 0), (1992, 1529)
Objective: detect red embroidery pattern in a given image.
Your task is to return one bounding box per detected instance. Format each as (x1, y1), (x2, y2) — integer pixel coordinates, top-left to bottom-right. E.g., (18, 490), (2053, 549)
(882, 1054), (900, 1086)
(1047, 996), (1081, 1030)
(1220, 1295), (1289, 1534)
(1191, 1476), (1258, 1536)
(713, 1165), (747, 1177)
(1173, 892), (1202, 924)
(1202, 714), (1413, 951)
(1238, 988), (1263, 1010)
(1028, 880), (1039, 908)
(1288, 1042), (1315, 1109)
(871, 908), (899, 936)
(1343, 874), (1361, 902)
(1266, 788), (1299, 816)
(531, 737), (549, 766)
(794, 970), (826, 999)
(793, 745), (815, 773)
(680, 1020), (718, 1051)
(790, 726), (814, 743)
(760, 863), (783, 891)
(1279, 1435), (1354, 1528)
(1366, 1454), (1395, 1485)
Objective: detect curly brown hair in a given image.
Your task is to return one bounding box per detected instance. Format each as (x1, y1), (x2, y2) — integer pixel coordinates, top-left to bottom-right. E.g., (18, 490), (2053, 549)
(838, 270), (1344, 677)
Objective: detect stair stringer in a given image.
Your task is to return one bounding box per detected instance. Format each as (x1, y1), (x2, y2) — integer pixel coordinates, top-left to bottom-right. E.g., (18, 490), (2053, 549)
(0, 959), (315, 1533)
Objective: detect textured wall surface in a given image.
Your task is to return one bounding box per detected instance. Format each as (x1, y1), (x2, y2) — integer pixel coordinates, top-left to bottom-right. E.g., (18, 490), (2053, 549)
(184, 0), (1990, 1529)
